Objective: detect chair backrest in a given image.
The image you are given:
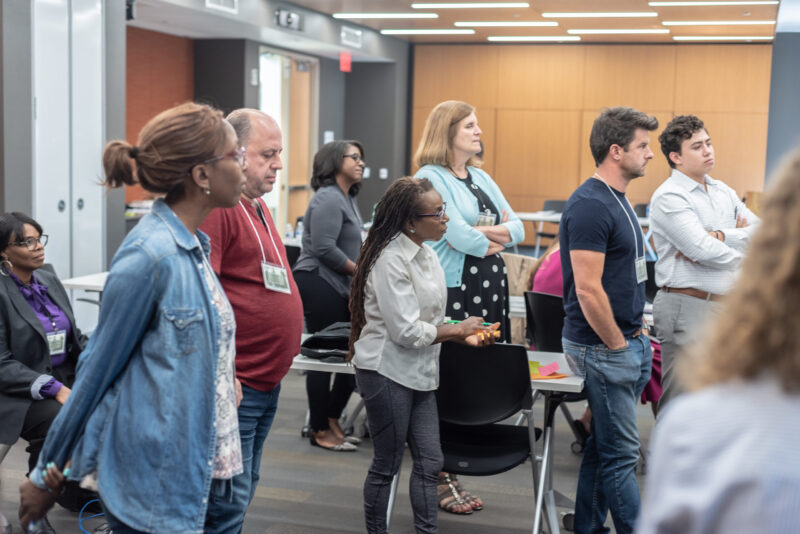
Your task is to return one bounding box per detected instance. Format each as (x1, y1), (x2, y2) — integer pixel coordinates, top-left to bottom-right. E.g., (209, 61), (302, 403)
(542, 199), (567, 213)
(524, 291), (566, 352)
(633, 203), (648, 217)
(645, 260), (658, 303)
(285, 244), (301, 269)
(437, 342), (531, 426)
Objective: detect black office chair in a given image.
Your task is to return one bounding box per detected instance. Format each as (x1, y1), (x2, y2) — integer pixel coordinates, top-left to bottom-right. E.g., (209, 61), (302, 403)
(633, 203), (648, 218)
(534, 199), (567, 256)
(645, 260), (658, 303)
(285, 245), (301, 269)
(524, 291), (588, 454)
(437, 342), (540, 478)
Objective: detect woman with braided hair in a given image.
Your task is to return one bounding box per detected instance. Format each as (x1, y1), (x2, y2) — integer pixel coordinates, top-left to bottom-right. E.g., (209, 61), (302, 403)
(348, 176), (497, 534)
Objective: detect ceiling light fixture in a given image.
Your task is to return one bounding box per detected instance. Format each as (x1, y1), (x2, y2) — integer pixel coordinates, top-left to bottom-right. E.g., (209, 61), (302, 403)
(487, 35), (581, 41)
(567, 28), (671, 34)
(662, 19), (775, 24)
(672, 35), (773, 39)
(411, 2), (530, 8)
(649, 1), (778, 6)
(333, 13), (439, 19)
(455, 21), (558, 26)
(380, 28), (476, 35)
(542, 12), (658, 18)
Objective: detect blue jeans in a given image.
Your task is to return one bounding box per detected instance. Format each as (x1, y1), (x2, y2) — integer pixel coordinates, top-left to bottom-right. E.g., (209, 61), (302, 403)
(562, 335), (652, 534)
(205, 383), (281, 534)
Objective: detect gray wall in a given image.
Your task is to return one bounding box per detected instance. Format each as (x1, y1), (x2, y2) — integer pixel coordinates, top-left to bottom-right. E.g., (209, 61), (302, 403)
(194, 40), (260, 113)
(0, 0), (34, 214)
(318, 57), (346, 148)
(765, 32), (800, 183)
(105, 1), (127, 266)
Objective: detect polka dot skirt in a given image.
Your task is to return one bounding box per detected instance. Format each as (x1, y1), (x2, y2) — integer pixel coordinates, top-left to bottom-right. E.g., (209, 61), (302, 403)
(446, 253), (511, 342)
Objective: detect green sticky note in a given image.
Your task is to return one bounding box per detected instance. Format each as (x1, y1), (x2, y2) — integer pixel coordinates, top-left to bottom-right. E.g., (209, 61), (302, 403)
(529, 360), (541, 374)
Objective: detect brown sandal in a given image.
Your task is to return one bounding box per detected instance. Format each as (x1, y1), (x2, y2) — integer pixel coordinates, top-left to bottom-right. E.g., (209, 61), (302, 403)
(437, 474), (473, 514)
(449, 474), (484, 511)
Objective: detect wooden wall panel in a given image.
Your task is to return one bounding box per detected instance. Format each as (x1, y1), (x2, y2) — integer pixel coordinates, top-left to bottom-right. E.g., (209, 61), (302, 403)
(674, 46), (772, 113)
(583, 46), (677, 112)
(288, 60), (313, 228)
(413, 46), (499, 109)
(496, 46), (586, 111)
(495, 110), (582, 199)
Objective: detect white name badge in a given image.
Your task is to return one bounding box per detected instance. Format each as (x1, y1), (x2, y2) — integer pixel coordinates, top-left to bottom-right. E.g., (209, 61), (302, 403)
(47, 330), (67, 355)
(635, 257), (648, 284)
(261, 261), (292, 294)
(476, 209), (496, 227)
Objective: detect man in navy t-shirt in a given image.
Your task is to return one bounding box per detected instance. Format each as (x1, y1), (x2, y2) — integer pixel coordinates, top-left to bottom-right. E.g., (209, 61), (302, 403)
(559, 107), (657, 534)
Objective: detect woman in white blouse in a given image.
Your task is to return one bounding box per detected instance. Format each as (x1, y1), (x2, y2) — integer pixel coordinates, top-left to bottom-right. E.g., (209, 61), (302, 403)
(348, 177), (496, 534)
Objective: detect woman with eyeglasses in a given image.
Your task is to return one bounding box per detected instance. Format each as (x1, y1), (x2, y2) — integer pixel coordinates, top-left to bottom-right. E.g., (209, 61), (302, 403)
(0, 212), (98, 532)
(293, 140), (365, 452)
(19, 102), (249, 534)
(349, 176), (496, 534)
(414, 100), (524, 515)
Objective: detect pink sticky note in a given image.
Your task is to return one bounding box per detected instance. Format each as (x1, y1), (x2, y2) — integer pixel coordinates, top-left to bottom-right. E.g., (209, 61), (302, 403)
(537, 361), (560, 377)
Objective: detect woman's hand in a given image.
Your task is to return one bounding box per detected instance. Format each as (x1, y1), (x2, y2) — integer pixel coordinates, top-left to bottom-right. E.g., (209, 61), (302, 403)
(55, 385), (71, 405)
(19, 479), (56, 526)
(460, 318), (500, 347)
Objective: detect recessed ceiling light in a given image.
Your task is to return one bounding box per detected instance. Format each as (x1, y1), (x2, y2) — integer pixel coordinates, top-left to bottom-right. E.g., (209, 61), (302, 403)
(380, 28), (476, 35)
(672, 35), (773, 40)
(455, 21), (558, 26)
(567, 28), (671, 34)
(487, 35), (581, 41)
(649, 1), (778, 6)
(333, 13), (439, 19)
(542, 12), (658, 18)
(662, 19), (775, 24)
(412, 2), (530, 8)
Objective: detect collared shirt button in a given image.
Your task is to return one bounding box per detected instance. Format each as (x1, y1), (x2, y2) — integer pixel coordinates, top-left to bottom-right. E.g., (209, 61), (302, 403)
(202, 497), (207, 504)
(208, 460), (213, 466)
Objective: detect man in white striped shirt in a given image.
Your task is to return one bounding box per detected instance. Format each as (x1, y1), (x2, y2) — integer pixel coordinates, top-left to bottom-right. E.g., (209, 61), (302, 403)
(650, 115), (760, 411)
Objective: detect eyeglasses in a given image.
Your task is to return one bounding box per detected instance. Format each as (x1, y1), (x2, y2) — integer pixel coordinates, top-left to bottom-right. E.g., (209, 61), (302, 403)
(10, 235), (48, 250)
(416, 202), (447, 221)
(343, 153), (364, 164)
(190, 146), (247, 174)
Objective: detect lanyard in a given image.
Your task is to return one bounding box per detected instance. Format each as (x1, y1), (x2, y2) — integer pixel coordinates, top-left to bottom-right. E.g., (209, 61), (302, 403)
(593, 174), (645, 259)
(238, 200), (285, 269)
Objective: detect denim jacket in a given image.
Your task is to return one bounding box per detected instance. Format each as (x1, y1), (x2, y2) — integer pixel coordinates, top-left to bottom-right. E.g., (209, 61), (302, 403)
(31, 199), (225, 533)
(414, 164), (525, 287)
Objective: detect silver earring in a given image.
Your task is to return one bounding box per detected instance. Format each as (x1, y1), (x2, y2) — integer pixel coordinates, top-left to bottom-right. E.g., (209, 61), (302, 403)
(204, 187), (211, 195)
(0, 258), (12, 276)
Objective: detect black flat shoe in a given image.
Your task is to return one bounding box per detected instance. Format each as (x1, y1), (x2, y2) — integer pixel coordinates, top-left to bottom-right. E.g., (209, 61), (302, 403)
(309, 435), (358, 451)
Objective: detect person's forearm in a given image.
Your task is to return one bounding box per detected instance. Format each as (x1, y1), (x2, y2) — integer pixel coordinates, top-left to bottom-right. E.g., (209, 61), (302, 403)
(340, 259), (356, 276)
(433, 323), (469, 344)
(484, 240), (505, 257)
(475, 225), (511, 244)
(576, 286), (626, 349)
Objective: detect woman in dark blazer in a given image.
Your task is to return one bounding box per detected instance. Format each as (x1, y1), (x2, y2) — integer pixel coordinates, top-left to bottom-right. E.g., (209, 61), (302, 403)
(0, 212), (88, 530)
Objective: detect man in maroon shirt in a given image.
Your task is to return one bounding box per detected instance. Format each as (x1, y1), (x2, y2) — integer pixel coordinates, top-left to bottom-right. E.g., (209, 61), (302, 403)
(201, 109), (303, 533)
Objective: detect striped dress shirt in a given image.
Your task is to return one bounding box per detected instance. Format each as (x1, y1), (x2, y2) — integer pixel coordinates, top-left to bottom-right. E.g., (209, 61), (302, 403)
(649, 169), (759, 294)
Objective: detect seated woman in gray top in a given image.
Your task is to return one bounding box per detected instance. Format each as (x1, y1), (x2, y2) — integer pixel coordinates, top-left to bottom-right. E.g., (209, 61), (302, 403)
(293, 140), (365, 451)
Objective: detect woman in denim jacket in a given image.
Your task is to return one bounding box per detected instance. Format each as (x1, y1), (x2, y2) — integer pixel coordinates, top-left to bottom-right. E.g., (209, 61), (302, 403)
(20, 102), (248, 534)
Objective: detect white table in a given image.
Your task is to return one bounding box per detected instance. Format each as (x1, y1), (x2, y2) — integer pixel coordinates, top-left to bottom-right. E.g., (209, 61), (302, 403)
(517, 210), (654, 259)
(61, 271), (109, 292)
(529, 350), (585, 534)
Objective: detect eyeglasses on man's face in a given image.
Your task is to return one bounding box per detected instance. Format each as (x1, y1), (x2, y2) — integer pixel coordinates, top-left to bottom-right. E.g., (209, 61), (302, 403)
(416, 202), (447, 222)
(10, 234), (48, 250)
(343, 153), (364, 164)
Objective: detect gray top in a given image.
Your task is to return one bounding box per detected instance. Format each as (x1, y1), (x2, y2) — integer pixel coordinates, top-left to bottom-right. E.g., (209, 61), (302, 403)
(293, 184), (363, 299)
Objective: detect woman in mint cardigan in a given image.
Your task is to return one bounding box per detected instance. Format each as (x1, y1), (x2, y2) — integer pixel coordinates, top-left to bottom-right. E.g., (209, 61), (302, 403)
(413, 100), (524, 515)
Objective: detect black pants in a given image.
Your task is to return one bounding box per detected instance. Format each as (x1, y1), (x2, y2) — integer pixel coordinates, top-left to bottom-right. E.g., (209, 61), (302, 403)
(294, 270), (356, 432)
(20, 380), (98, 512)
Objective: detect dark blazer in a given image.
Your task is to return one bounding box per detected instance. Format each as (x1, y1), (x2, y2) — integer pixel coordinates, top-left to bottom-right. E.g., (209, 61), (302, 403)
(0, 268), (86, 444)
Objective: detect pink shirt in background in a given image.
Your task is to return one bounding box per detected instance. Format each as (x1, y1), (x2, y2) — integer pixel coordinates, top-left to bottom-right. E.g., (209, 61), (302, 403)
(531, 251), (563, 296)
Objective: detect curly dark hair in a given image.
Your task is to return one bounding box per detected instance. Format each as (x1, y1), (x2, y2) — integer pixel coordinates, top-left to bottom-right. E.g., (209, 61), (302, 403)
(0, 212), (43, 255)
(310, 140), (365, 196)
(347, 177), (434, 360)
(658, 115), (707, 169)
(589, 107), (659, 166)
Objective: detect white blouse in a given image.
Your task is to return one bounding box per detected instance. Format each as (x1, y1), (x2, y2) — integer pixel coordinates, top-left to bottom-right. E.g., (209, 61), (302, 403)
(352, 232), (447, 391)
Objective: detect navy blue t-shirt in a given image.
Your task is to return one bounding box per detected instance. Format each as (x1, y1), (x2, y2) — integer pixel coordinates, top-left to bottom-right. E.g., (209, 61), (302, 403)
(559, 178), (646, 345)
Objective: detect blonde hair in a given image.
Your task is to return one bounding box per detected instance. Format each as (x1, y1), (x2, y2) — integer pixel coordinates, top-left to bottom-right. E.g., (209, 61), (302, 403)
(414, 100), (482, 169)
(682, 147), (800, 392)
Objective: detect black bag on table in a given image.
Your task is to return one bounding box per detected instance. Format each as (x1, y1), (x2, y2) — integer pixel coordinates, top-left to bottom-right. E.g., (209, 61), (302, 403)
(300, 322), (351, 363)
